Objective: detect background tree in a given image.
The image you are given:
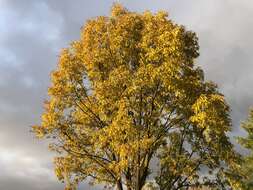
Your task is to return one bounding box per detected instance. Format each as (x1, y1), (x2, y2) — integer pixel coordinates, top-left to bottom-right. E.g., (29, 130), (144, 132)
(238, 109), (253, 190)
(33, 4), (243, 190)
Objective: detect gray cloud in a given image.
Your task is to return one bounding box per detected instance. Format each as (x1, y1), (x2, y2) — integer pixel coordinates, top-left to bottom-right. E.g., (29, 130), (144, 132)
(0, 0), (253, 189)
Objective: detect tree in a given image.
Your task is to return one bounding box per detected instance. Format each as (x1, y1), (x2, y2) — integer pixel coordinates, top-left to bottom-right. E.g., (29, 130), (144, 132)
(32, 4), (243, 190)
(238, 109), (253, 190)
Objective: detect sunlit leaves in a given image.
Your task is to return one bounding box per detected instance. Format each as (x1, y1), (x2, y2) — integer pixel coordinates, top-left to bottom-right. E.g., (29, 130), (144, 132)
(32, 4), (241, 190)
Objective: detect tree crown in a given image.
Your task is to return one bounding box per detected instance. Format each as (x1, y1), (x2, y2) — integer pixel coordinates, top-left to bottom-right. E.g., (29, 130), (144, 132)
(33, 4), (242, 190)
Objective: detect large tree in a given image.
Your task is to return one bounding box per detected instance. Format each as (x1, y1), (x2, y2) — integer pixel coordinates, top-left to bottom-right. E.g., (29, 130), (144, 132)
(33, 4), (243, 190)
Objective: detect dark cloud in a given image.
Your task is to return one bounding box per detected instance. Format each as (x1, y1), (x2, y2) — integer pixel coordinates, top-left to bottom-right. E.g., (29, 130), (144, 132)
(0, 0), (253, 189)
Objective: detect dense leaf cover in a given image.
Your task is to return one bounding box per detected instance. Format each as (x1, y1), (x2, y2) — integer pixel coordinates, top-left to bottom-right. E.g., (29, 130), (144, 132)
(33, 4), (243, 190)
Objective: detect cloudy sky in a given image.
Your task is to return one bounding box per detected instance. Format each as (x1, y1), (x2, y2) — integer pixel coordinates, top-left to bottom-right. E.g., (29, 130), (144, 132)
(1, 0), (253, 189)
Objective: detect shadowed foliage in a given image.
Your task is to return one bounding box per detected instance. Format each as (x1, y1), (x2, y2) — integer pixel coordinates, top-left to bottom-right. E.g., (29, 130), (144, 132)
(238, 109), (253, 190)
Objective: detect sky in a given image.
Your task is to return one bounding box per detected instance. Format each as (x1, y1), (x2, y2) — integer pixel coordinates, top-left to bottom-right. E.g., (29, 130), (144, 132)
(0, 0), (253, 189)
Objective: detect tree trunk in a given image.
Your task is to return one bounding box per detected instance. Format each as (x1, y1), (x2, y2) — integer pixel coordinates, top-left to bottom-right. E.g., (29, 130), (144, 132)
(116, 180), (123, 190)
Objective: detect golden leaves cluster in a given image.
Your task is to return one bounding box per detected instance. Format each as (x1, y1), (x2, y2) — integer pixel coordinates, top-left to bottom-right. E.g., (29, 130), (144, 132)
(32, 4), (241, 189)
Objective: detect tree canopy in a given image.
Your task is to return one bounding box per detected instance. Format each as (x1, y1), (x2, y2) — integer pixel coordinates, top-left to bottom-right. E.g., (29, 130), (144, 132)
(33, 4), (243, 190)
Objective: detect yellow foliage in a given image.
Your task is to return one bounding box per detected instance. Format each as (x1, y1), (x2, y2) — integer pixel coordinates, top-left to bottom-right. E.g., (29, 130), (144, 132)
(32, 4), (241, 190)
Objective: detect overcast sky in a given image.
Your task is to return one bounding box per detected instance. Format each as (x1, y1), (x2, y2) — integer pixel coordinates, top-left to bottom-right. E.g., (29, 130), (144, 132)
(1, 0), (253, 189)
